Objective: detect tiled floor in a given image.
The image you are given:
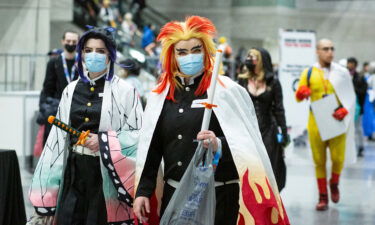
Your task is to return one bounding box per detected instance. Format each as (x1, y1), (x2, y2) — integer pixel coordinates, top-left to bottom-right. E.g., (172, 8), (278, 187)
(20, 140), (375, 224)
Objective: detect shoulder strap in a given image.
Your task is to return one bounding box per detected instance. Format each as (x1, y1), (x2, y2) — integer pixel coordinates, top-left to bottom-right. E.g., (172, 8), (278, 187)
(307, 67), (313, 87)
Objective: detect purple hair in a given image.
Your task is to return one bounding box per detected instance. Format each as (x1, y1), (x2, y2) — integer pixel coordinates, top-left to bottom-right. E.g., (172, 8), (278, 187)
(76, 26), (117, 82)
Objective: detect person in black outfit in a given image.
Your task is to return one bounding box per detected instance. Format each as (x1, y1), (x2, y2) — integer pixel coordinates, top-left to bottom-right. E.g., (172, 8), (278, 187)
(134, 16), (240, 225)
(136, 74), (239, 224)
(347, 57), (367, 156)
(42, 30), (80, 101)
(38, 30), (80, 145)
(238, 47), (289, 191)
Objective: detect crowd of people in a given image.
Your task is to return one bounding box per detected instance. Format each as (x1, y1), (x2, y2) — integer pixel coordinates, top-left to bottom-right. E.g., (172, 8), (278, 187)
(25, 4), (375, 224)
(75, 0), (158, 56)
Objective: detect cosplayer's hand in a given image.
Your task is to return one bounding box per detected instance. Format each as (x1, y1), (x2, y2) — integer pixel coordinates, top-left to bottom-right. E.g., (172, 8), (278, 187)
(332, 107), (348, 121)
(197, 130), (218, 152)
(134, 196), (150, 223)
(296, 85), (311, 101)
(84, 133), (99, 152)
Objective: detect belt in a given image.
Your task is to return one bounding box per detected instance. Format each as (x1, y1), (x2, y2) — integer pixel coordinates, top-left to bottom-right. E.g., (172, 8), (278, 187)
(166, 179), (239, 189)
(72, 145), (100, 157)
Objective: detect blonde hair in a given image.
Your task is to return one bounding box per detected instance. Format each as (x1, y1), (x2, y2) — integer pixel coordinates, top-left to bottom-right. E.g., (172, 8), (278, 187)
(238, 48), (264, 81)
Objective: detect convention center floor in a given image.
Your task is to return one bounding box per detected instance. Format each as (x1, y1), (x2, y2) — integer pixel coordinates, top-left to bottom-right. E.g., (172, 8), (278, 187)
(282, 141), (375, 225)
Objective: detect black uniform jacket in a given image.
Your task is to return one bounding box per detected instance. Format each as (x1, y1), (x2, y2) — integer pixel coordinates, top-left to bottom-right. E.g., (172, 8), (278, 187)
(136, 74), (239, 198)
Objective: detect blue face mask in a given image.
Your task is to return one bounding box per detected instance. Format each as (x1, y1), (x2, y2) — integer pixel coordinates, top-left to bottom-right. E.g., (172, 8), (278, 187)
(84, 52), (108, 73)
(177, 53), (204, 76)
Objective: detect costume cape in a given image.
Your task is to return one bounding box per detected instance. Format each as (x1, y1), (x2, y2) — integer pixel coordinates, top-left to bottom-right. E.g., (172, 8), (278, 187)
(135, 75), (290, 225)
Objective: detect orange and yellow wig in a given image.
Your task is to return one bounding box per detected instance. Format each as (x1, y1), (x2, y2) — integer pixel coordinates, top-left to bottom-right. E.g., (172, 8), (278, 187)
(154, 16), (217, 101)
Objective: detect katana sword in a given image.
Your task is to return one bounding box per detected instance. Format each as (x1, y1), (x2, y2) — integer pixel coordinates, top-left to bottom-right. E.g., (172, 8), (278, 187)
(47, 115), (90, 145)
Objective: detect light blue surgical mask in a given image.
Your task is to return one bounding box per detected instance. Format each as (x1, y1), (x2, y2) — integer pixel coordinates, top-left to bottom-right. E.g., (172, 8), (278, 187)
(84, 52), (108, 73)
(177, 53), (204, 76)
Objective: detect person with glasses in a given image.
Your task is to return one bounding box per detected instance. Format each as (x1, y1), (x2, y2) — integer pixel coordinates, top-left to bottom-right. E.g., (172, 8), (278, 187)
(28, 26), (142, 225)
(238, 47), (290, 192)
(295, 39), (356, 211)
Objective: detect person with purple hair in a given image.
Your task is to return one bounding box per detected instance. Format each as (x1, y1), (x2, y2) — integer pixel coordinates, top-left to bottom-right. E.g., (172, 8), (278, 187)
(27, 26), (143, 225)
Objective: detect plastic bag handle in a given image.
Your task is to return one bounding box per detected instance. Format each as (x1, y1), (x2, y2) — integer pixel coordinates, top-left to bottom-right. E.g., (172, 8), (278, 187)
(194, 141), (214, 167)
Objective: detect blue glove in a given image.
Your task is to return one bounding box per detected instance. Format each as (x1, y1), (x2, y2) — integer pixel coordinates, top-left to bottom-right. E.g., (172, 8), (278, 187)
(212, 138), (222, 168)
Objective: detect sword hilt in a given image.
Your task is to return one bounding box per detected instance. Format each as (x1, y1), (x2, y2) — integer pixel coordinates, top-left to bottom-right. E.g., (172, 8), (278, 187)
(47, 115), (90, 145)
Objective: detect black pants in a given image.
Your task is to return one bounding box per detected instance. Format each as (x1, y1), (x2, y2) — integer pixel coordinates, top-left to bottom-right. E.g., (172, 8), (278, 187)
(57, 152), (107, 225)
(160, 183), (240, 225)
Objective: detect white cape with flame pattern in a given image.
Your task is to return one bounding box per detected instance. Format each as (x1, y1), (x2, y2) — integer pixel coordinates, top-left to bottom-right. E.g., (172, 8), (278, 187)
(135, 75), (290, 225)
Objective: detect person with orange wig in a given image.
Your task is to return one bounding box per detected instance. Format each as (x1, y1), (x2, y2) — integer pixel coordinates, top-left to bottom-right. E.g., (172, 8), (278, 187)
(134, 16), (290, 225)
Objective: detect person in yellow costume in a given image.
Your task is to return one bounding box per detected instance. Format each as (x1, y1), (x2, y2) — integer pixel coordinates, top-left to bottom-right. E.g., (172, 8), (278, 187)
(295, 39), (356, 211)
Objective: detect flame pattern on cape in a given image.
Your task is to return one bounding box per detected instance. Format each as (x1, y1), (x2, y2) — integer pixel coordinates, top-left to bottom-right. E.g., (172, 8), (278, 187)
(238, 169), (290, 225)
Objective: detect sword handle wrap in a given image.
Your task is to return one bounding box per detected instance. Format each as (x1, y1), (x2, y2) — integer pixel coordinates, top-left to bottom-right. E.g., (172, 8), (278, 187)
(47, 115), (90, 145)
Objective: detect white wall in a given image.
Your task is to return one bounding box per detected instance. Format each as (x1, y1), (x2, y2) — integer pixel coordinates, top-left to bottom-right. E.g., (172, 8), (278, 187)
(0, 0), (50, 54)
(296, 0), (375, 11)
(50, 0), (73, 21)
(0, 0), (51, 91)
(0, 0), (75, 91)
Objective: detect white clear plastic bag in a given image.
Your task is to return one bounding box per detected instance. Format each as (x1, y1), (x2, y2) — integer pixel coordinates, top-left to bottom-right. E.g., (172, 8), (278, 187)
(160, 142), (216, 225)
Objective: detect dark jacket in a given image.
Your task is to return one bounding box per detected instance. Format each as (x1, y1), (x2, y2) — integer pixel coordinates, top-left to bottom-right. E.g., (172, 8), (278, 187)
(41, 54), (78, 100)
(38, 54), (78, 144)
(136, 75), (238, 199)
(239, 47), (287, 134)
(238, 47), (287, 191)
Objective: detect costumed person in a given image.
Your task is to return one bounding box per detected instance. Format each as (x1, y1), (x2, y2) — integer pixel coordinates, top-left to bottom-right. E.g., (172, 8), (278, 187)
(133, 16), (290, 225)
(347, 57), (367, 156)
(238, 47), (289, 192)
(295, 39), (356, 211)
(28, 26), (142, 225)
(362, 62), (375, 143)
